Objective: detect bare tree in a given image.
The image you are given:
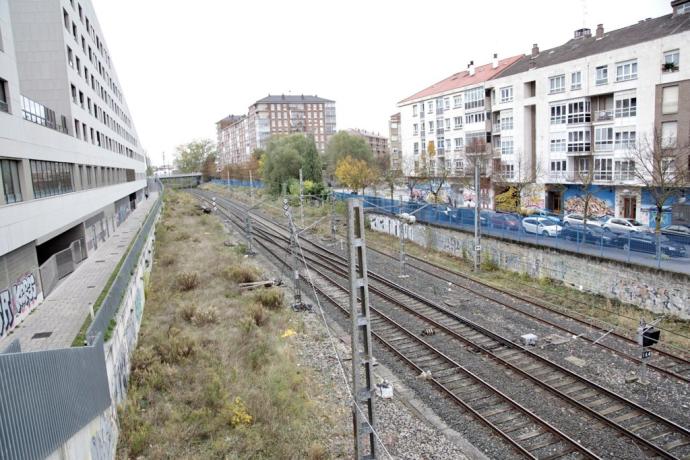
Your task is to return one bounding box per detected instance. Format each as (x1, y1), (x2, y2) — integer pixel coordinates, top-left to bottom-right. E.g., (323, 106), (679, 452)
(462, 137), (493, 208)
(382, 167), (402, 202)
(628, 131), (690, 232)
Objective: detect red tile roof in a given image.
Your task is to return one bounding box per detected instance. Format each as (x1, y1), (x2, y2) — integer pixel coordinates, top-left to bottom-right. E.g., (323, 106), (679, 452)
(398, 55), (523, 105)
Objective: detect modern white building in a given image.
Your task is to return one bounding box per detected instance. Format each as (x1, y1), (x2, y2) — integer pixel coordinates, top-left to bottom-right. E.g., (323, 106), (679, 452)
(488, 0), (690, 222)
(0, 0), (147, 338)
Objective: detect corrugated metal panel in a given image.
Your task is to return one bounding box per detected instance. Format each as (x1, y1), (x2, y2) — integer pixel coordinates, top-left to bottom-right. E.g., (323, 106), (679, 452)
(1, 340), (21, 354)
(0, 337), (111, 460)
(86, 196), (161, 342)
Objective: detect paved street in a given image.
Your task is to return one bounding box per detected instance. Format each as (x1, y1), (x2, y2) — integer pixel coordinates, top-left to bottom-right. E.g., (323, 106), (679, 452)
(0, 193), (159, 352)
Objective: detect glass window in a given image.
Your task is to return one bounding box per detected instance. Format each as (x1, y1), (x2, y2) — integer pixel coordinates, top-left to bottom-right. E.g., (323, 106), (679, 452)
(454, 137), (463, 148)
(595, 127), (614, 151)
(571, 71), (582, 90)
(615, 130), (636, 150)
(568, 130), (591, 152)
(30, 160), (74, 198)
(615, 60), (638, 81)
(596, 65), (608, 85)
(614, 160), (635, 180)
(444, 97), (450, 110)
(567, 101), (591, 124)
(550, 136), (567, 152)
(453, 116), (463, 129)
(501, 136), (514, 155)
(453, 95), (462, 108)
(500, 86), (513, 103)
(464, 87), (484, 110)
(500, 111), (513, 130)
(413, 123), (418, 135)
(1, 159), (22, 203)
(662, 86), (679, 114)
(550, 104), (566, 124)
(663, 50), (680, 71)
(614, 97), (637, 118)
(661, 121), (677, 148)
(549, 75), (565, 94)
(445, 118), (451, 130)
(413, 105), (418, 116)
(594, 158), (612, 181)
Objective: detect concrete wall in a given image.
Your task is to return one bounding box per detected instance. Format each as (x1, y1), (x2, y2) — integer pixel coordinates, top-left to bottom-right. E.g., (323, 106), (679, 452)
(368, 213), (690, 319)
(0, 242), (43, 338)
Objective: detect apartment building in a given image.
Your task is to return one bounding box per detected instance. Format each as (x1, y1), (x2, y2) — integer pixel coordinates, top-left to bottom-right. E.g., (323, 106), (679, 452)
(216, 94), (336, 168)
(347, 128), (389, 162)
(389, 113), (402, 170)
(398, 55), (523, 206)
(0, 0), (147, 337)
(488, 0), (690, 223)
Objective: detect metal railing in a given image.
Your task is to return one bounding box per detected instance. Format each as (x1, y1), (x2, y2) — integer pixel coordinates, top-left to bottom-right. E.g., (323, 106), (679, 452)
(39, 239), (87, 297)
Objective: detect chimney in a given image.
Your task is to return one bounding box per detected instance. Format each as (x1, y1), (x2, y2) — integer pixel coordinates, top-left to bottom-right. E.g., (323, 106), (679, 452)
(531, 44), (539, 58)
(492, 53), (499, 69)
(468, 60), (475, 76)
(596, 23), (604, 39)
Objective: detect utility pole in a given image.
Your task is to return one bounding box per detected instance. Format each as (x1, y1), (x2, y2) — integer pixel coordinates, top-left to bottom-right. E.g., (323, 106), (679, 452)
(245, 215), (255, 255)
(347, 198), (377, 460)
(249, 170), (254, 204)
(330, 192), (337, 241)
(637, 317), (661, 385)
(299, 168), (304, 229)
(398, 195), (408, 279)
(284, 198), (302, 309)
(473, 160), (481, 272)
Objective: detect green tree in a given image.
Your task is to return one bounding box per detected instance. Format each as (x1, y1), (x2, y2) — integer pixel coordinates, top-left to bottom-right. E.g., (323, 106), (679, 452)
(201, 153), (217, 181)
(261, 134), (322, 194)
(324, 131), (373, 176)
(174, 139), (216, 173)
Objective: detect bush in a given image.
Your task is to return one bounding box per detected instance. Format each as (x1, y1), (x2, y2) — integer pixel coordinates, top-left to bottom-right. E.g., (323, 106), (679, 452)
(254, 288), (284, 310)
(250, 304), (269, 327)
(179, 304), (198, 321)
(224, 265), (261, 284)
(176, 272), (200, 291)
(192, 306), (219, 326)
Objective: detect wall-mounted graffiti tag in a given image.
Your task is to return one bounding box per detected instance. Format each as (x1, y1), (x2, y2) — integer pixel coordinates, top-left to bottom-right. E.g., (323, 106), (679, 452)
(0, 272), (41, 338)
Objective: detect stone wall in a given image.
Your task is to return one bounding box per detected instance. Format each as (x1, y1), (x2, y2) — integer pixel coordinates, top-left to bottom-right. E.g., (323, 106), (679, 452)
(368, 213), (690, 319)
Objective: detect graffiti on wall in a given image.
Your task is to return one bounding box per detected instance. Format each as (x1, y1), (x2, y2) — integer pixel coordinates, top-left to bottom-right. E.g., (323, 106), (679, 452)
(563, 185), (615, 216)
(0, 273), (41, 338)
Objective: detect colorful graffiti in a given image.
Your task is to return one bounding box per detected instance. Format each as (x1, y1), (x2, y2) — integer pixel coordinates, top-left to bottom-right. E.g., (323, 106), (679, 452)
(0, 273), (41, 338)
(563, 185), (615, 216)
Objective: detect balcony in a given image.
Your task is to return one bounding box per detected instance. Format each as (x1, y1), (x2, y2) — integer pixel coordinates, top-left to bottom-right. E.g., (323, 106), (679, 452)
(566, 144), (591, 155)
(593, 110), (613, 122)
(493, 123), (501, 134)
(662, 63), (679, 73)
(547, 172), (569, 182)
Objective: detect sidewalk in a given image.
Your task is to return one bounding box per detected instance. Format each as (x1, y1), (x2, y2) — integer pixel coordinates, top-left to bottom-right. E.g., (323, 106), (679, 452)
(0, 193), (159, 352)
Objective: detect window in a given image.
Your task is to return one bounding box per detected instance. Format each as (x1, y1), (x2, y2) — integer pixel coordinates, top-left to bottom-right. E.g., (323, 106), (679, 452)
(454, 137), (464, 149)
(550, 104), (566, 124)
(501, 137), (514, 155)
(577, 157), (591, 175)
(596, 65), (608, 85)
(30, 160), (74, 199)
(413, 142), (419, 155)
(550, 160), (567, 172)
(444, 98), (450, 110)
(571, 71), (582, 90)
(567, 101), (591, 124)
(453, 95), (462, 108)
(0, 78), (8, 113)
(464, 87), (484, 110)
(428, 101), (433, 113)
(616, 60), (638, 82)
(500, 86), (513, 103)
(662, 86), (679, 114)
(500, 111), (513, 130)
(445, 118), (451, 130)
(429, 121), (434, 132)
(66, 45), (74, 67)
(413, 105), (418, 117)
(615, 130), (636, 150)
(63, 8), (70, 29)
(568, 130), (591, 152)
(453, 116), (463, 129)
(413, 123), (418, 135)
(1, 159), (22, 203)
(465, 112), (485, 124)
(550, 136), (567, 152)
(661, 121), (678, 148)
(663, 50), (680, 72)
(594, 158), (612, 181)
(501, 164), (515, 179)
(615, 160), (635, 180)
(595, 127), (614, 151)
(614, 97), (636, 118)
(454, 159), (464, 170)
(549, 75), (565, 94)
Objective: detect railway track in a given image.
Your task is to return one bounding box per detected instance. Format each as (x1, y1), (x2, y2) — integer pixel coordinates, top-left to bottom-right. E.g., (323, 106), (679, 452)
(193, 190), (690, 459)
(367, 246), (690, 384)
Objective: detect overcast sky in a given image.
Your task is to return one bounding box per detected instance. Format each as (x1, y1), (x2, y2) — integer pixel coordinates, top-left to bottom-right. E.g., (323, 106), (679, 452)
(92, 0), (671, 166)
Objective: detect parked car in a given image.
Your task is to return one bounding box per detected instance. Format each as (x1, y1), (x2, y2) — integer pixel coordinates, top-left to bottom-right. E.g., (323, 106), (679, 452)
(602, 217), (649, 234)
(561, 224), (620, 246)
(489, 213), (521, 231)
(524, 208), (562, 224)
(455, 209), (487, 226)
(661, 224), (690, 245)
(616, 233), (687, 257)
(563, 213), (605, 227)
(522, 217), (563, 236)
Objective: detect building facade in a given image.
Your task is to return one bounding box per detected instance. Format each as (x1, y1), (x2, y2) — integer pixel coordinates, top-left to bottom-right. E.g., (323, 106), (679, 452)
(347, 128), (389, 162)
(398, 0), (690, 219)
(216, 94), (336, 169)
(488, 0), (690, 223)
(0, 0), (147, 337)
(389, 113), (401, 170)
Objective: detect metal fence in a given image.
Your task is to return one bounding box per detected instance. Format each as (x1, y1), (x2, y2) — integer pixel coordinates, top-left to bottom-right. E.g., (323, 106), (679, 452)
(213, 178), (265, 188)
(85, 194), (162, 344)
(335, 193), (690, 275)
(0, 336), (111, 460)
(39, 239), (87, 297)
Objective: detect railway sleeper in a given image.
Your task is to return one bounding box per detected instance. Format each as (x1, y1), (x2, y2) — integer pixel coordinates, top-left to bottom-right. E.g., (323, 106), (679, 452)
(491, 412), (525, 426)
(664, 437), (690, 451)
(433, 367), (464, 379)
(597, 404), (625, 417)
(482, 405), (513, 419)
(527, 436), (568, 456)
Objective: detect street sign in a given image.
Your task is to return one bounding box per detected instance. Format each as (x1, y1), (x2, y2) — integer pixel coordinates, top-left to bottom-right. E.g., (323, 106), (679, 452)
(475, 245), (481, 251)
(642, 350), (651, 359)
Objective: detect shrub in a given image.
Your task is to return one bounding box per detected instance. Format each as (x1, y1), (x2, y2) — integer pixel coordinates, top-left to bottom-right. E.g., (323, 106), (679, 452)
(254, 288), (284, 310)
(308, 443), (327, 460)
(250, 304), (269, 327)
(176, 272), (200, 291)
(192, 306), (219, 326)
(226, 397), (252, 427)
(155, 331), (196, 364)
(224, 265), (261, 284)
(179, 304), (198, 321)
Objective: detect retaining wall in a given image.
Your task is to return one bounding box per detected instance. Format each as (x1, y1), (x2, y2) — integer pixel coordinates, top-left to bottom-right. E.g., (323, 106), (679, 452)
(368, 213), (690, 319)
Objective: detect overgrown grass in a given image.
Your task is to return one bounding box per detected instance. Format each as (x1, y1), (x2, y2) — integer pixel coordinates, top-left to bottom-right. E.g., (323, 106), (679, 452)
(117, 189), (328, 459)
